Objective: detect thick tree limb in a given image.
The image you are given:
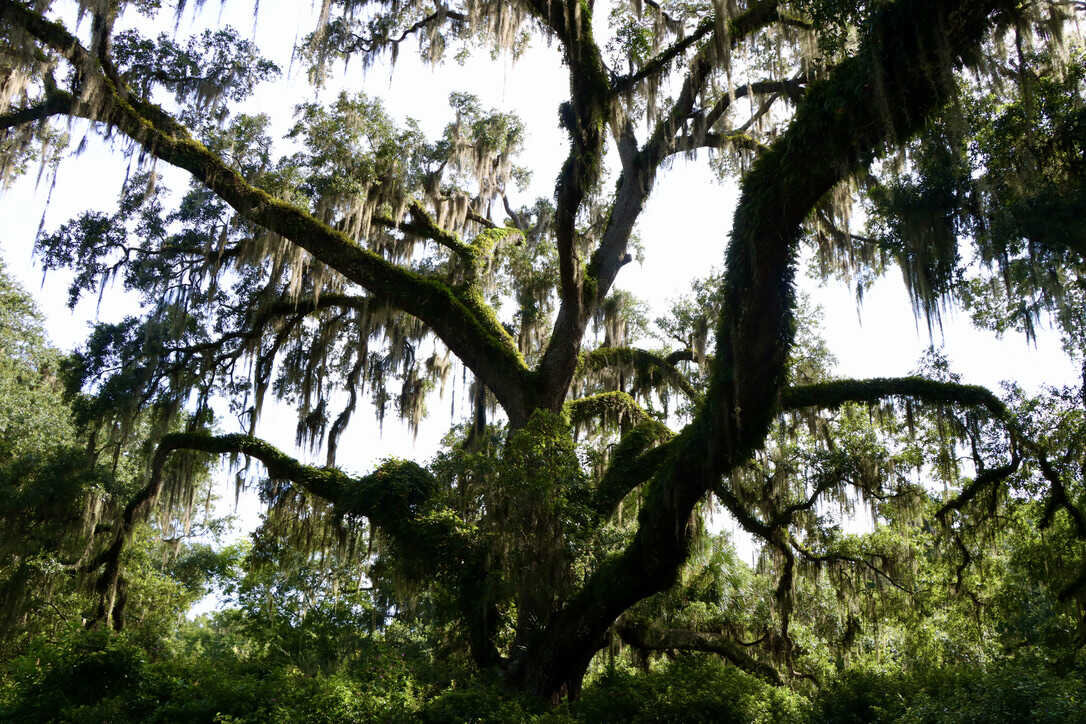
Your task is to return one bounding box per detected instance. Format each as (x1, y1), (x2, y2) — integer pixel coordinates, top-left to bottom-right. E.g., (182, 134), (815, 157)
(593, 423), (674, 521)
(617, 621), (783, 684)
(693, 76), (809, 135)
(0, 92), (71, 129)
(564, 390), (657, 430)
(86, 432), (435, 573)
(579, 346), (701, 401)
(516, 0), (1009, 696)
(666, 349), (695, 366)
(781, 376), (1010, 418)
(0, 1), (537, 424)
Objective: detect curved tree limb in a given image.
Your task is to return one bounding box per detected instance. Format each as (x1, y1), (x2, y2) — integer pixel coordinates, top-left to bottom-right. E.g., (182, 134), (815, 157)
(338, 8), (468, 56)
(937, 455), (1020, 521)
(564, 390), (659, 431)
(779, 376), (1085, 527)
(593, 422), (675, 521)
(579, 346), (701, 401)
(1039, 451), (1086, 538)
(790, 538), (915, 595)
(781, 376), (1010, 418)
(516, 0), (1011, 696)
(84, 431), (493, 654)
(616, 621), (783, 684)
(0, 1), (537, 424)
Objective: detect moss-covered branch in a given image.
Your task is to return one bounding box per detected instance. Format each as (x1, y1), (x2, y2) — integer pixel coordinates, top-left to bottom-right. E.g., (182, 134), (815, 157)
(525, 0), (614, 411)
(781, 377), (1010, 418)
(672, 130), (771, 157)
(0, 92), (72, 130)
(564, 390), (659, 431)
(164, 293), (385, 357)
(372, 200), (473, 263)
(579, 346), (701, 402)
(783, 376), (1086, 538)
(85, 431), (489, 648)
(790, 537), (915, 596)
(515, 0), (1011, 696)
(1, 1), (536, 424)
(616, 621), (783, 684)
(938, 456), (1020, 521)
(781, 376), (1030, 522)
(593, 422), (675, 521)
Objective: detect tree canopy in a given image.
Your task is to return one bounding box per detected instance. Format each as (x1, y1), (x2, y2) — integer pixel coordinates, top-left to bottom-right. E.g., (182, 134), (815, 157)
(1, 0), (1084, 711)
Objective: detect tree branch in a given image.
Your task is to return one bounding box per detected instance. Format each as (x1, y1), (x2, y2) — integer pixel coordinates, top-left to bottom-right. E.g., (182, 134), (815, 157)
(519, 0), (1009, 695)
(612, 17), (715, 96)
(341, 8), (468, 55)
(84, 431), (483, 631)
(671, 130), (770, 157)
(781, 376), (1010, 418)
(593, 423), (674, 521)
(164, 293), (384, 357)
(1039, 451), (1086, 538)
(780, 376), (1036, 523)
(612, 0), (812, 96)
(780, 376), (1086, 537)
(565, 390), (657, 430)
(791, 538), (915, 595)
(0, 92), (71, 130)
(616, 621), (783, 684)
(579, 346), (701, 401)
(371, 200), (473, 263)
(0, 1), (537, 424)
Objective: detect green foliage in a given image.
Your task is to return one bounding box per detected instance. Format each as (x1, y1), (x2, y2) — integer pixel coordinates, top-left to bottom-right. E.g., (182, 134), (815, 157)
(0, 262), (106, 645)
(566, 656), (806, 724)
(808, 660), (1086, 723)
(861, 47), (1086, 351)
(112, 27), (279, 121)
(0, 626), (425, 723)
(3, 0), (1086, 714)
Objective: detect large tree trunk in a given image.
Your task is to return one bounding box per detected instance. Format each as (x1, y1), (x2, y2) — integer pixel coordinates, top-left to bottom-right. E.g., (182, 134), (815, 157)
(508, 0), (1008, 699)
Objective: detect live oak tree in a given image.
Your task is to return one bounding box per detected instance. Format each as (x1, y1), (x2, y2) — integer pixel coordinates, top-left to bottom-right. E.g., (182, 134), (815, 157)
(1, 0), (1084, 700)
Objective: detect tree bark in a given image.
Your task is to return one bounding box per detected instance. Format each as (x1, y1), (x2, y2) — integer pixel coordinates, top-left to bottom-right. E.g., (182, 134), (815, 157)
(508, 0), (1010, 698)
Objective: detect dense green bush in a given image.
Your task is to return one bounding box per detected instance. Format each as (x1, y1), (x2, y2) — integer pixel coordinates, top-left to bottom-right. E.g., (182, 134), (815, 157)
(808, 659), (1086, 723)
(563, 656), (805, 724)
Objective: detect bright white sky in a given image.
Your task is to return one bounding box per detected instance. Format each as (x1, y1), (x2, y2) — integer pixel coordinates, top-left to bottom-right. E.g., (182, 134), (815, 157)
(0, 1), (1080, 566)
